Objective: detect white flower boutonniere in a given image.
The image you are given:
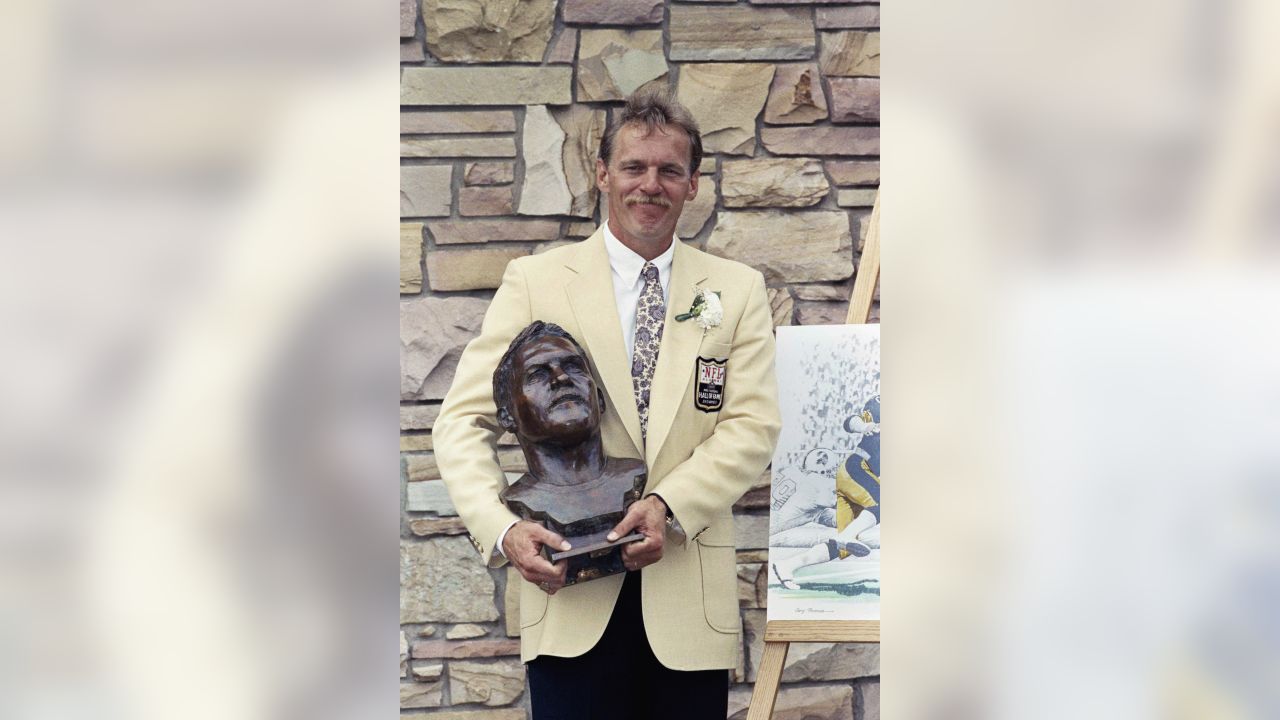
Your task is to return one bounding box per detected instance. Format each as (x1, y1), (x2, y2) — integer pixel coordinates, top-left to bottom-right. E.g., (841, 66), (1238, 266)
(675, 287), (723, 331)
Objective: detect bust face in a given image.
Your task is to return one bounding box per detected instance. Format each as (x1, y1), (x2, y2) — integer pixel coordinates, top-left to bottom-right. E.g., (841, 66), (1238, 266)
(506, 335), (602, 445)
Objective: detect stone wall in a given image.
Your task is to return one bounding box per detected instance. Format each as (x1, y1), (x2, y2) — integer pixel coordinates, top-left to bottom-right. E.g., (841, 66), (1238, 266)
(401, 1), (879, 717)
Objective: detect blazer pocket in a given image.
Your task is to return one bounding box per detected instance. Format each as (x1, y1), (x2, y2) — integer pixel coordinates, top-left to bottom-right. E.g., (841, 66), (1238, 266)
(699, 340), (732, 360)
(519, 580), (549, 629)
(695, 522), (741, 634)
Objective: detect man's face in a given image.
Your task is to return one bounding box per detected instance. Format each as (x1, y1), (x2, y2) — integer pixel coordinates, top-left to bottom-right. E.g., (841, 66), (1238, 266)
(596, 122), (699, 255)
(504, 336), (602, 444)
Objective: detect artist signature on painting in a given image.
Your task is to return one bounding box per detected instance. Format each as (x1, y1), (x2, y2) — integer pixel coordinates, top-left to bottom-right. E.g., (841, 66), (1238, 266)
(794, 607), (834, 615)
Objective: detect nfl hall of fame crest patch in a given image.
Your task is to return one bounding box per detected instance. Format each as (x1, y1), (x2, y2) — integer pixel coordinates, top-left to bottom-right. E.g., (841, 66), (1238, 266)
(694, 357), (727, 412)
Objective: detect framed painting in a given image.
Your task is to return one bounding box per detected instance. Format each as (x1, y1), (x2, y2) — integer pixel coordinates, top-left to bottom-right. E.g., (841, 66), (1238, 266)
(767, 324), (881, 621)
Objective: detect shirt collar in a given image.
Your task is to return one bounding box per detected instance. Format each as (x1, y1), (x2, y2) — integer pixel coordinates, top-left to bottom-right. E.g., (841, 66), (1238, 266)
(602, 222), (676, 285)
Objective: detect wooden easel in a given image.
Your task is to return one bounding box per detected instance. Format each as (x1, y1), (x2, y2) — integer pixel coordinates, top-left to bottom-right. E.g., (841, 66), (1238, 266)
(844, 190), (880, 326)
(747, 190), (881, 719)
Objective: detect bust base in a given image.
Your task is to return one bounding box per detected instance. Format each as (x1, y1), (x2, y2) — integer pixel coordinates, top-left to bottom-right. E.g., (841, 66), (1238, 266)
(548, 529), (644, 586)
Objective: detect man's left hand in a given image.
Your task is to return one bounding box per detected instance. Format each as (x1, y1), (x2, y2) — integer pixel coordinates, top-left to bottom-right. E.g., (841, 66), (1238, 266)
(607, 496), (667, 571)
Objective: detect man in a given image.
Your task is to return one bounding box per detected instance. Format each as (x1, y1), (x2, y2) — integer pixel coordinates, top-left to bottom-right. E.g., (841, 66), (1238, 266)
(435, 85), (781, 719)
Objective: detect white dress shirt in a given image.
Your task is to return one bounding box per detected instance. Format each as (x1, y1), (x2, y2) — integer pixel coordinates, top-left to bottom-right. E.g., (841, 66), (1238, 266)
(495, 227), (678, 559)
(602, 222), (676, 361)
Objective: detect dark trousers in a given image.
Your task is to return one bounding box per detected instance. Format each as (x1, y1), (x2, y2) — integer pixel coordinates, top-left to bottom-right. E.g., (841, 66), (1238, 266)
(527, 570), (730, 720)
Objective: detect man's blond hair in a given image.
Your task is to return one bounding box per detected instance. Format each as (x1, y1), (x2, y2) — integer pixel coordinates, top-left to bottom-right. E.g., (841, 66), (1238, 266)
(598, 84), (703, 173)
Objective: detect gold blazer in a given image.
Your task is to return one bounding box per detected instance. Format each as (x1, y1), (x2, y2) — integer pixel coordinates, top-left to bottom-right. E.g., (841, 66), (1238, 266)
(434, 229), (781, 669)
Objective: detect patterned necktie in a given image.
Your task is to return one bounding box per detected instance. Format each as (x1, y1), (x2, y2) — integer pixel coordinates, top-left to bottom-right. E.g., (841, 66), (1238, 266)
(631, 262), (665, 441)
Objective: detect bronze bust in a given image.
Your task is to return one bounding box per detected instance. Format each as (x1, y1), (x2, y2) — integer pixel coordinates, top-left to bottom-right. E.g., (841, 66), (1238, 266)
(493, 321), (645, 585)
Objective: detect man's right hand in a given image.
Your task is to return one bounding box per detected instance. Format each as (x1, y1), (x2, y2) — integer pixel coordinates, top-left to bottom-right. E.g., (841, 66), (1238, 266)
(502, 520), (571, 594)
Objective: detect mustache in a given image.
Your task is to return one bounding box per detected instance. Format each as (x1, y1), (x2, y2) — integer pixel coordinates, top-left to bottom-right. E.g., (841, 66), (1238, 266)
(549, 392), (587, 408)
(625, 194), (671, 208)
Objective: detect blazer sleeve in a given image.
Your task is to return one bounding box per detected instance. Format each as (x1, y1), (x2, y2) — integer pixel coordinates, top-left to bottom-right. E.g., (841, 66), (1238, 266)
(653, 271), (782, 542)
(433, 259), (532, 567)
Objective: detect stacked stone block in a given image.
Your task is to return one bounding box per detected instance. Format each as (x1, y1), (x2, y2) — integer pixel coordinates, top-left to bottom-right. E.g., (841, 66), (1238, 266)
(402, 1), (880, 716)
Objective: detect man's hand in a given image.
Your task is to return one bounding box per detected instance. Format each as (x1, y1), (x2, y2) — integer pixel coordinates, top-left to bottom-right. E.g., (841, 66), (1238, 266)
(607, 496), (668, 571)
(503, 521), (570, 594)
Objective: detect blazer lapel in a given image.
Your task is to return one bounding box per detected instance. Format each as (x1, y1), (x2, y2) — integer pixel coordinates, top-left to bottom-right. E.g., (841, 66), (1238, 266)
(645, 241), (709, 467)
(565, 231), (644, 456)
